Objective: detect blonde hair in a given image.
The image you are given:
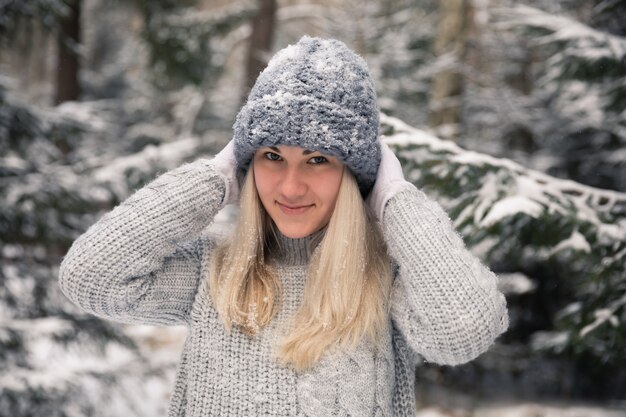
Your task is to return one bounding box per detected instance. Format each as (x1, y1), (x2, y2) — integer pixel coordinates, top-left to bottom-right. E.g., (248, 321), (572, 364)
(208, 166), (392, 370)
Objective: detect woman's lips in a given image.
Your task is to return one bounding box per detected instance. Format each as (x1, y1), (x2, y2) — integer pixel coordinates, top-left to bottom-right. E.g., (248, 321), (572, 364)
(276, 201), (314, 215)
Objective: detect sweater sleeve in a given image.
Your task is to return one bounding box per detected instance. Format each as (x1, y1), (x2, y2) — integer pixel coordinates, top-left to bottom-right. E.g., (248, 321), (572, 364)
(58, 159), (227, 326)
(383, 185), (508, 366)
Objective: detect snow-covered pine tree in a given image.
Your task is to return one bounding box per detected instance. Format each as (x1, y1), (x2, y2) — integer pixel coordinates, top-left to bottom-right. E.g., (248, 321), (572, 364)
(132, 0), (255, 89)
(496, 4), (626, 192)
(0, 84), (211, 417)
(370, 0), (439, 127)
(381, 114), (626, 378)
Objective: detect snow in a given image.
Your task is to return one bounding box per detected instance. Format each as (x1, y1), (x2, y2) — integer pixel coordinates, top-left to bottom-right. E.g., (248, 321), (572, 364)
(531, 331), (570, 352)
(554, 82), (605, 128)
(497, 273), (537, 295)
(597, 220), (626, 244)
(0, 155), (29, 172)
(266, 43), (300, 71)
(480, 195), (544, 227)
(3, 317), (73, 335)
(580, 294), (626, 338)
(550, 229), (591, 255)
(381, 115), (626, 258)
(0, 315), (181, 415)
(497, 5), (626, 61)
(417, 403), (626, 417)
(262, 90), (295, 105)
(468, 236), (500, 258)
(91, 136), (204, 190)
(473, 403), (626, 417)
(49, 100), (114, 132)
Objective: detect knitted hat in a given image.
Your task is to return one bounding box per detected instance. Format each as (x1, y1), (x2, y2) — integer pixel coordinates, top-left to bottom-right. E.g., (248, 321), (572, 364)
(233, 35), (381, 196)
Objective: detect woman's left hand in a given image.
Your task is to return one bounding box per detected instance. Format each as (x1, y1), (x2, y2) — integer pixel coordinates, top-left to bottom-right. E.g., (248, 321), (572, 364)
(366, 142), (414, 222)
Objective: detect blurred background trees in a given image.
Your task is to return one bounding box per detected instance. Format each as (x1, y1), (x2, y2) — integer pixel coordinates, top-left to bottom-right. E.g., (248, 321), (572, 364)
(1, 0), (625, 415)
(0, 0), (82, 104)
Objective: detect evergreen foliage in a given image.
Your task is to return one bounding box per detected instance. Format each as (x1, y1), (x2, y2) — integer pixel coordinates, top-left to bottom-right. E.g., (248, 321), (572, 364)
(132, 0), (256, 88)
(381, 114), (626, 370)
(497, 5), (626, 192)
(370, 1), (438, 126)
(0, 85), (199, 417)
(0, 84), (218, 247)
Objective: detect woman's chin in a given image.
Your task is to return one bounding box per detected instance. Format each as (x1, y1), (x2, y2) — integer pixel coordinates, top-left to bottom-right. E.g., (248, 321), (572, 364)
(275, 225), (313, 239)
(273, 220), (325, 239)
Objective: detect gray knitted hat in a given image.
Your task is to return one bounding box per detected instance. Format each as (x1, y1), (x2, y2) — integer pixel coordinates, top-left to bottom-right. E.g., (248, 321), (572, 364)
(233, 35), (381, 196)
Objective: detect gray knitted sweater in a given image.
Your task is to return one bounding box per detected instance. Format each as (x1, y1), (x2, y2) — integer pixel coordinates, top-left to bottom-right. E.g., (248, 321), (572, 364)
(58, 159), (508, 416)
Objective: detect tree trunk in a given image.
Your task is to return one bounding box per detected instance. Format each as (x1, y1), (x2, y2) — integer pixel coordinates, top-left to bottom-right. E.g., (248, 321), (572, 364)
(242, 0), (277, 104)
(54, 0), (81, 105)
(428, 0), (473, 138)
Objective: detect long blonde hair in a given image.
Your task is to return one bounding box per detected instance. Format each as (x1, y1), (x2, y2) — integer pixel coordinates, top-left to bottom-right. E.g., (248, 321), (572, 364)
(208, 165), (392, 370)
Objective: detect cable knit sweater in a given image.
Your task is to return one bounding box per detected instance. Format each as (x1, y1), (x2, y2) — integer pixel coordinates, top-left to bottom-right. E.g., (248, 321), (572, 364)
(58, 159), (508, 417)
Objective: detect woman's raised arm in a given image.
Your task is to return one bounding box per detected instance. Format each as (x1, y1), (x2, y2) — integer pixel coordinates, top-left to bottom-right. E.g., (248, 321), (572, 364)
(58, 143), (238, 326)
(368, 143), (508, 365)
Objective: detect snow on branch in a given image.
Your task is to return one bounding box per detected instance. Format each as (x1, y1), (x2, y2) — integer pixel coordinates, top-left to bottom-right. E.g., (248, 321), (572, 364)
(494, 5), (626, 61)
(381, 113), (626, 361)
(382, 113), (626, 231)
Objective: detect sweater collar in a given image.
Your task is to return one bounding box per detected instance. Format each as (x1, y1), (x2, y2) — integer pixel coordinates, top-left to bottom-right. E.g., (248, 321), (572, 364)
(270, 226), (326, 266)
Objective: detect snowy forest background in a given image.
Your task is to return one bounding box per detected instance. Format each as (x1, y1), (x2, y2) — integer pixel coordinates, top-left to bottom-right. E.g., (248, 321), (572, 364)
(1, 0), (625, 416)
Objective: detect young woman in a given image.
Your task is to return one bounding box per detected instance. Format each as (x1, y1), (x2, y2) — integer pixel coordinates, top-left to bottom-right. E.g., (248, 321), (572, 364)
(59, 36), (508, 417)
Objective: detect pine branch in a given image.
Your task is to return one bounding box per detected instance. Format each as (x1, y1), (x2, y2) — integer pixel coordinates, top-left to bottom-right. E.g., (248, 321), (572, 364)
(382, 113), (626, 365)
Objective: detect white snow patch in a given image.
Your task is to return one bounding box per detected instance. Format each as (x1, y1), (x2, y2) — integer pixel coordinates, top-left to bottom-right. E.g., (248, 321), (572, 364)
(531, 331), (569, 352)
(580, 294), (626, 338)
(315, 59), (343, 73)
(92, 137), (201, 190)
(265, 43), (300, 72)
(5, 317), (73, 335)
(480, 196), (543, 227)
(497, 273), (537, 295)
(262, 90), (294, 105)
(472, 173), (502, 224)
(1, 244), (24, 258)
(52, 101), (111, 131)
(474, 403), (626, 417)
(468, 236), (500, 258)
(417, 402), (626, 417)
(597, 220), (626, 244)
(550, 229), (591, 255)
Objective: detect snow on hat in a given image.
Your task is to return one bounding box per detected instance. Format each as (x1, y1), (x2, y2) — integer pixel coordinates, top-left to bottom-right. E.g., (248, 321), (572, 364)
(233, 35), (381, 196)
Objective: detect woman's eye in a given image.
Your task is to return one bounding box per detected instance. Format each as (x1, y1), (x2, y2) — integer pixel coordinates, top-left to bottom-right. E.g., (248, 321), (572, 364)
(309, 156), (327, 164)
(265, 152), (282, 161)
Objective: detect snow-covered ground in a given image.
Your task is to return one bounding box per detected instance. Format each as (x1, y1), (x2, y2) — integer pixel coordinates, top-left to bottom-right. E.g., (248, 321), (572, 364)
(417, 404), (626, 417)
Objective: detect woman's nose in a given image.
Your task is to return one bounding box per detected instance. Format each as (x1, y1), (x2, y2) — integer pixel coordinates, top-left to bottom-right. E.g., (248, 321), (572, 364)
(279, 166), (307, 199)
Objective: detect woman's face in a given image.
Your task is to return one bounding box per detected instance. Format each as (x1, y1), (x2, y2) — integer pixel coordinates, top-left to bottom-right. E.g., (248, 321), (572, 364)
(253, 145), (344, 239)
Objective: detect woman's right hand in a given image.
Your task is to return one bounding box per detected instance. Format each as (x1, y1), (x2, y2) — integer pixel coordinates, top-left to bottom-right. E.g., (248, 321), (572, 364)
(212, 140), (240, 205)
